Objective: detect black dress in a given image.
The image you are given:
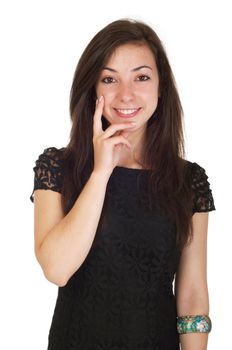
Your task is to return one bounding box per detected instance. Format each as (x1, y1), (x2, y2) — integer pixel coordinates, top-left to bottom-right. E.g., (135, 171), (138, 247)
(30, 147), (216, 350)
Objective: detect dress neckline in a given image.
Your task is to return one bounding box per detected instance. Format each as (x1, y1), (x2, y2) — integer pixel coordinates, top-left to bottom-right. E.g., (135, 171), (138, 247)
(114, 165), (150, 172)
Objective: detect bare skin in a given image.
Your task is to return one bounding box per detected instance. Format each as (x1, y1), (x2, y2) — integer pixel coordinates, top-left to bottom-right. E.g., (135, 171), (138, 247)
(33, 42), (210, 350)
(95, 43), (160, 169)
(33, 90), (136, 286)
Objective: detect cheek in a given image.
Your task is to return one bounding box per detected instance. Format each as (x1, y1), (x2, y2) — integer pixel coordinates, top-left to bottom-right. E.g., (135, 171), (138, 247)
(143, 89), (159, 107)
(140, 83), (158, 96)
(96, 84), (114, 100)
(95, 83), (106, 99)
(102, 91), (115, 109)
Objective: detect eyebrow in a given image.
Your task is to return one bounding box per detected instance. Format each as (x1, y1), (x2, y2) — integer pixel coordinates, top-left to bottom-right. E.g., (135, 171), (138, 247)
(102, 65), (153, 72)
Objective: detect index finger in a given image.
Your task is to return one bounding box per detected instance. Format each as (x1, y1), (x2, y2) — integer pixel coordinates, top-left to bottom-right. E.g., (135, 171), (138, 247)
(93, 95), (104, 136)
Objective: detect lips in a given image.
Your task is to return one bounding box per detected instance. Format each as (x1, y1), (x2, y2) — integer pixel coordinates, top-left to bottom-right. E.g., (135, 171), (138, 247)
(114, 107), (141, 118)
(116, 108), (139, 114)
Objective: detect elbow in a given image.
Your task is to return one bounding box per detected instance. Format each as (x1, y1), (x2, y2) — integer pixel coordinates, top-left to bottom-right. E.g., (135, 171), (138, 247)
(43, 266), (69, 287)
(35, 247), (69, 287)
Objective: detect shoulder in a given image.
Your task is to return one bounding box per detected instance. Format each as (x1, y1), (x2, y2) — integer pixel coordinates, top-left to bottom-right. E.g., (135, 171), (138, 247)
(30, 146), (66, 203)
(36, 146), (66, 163)
(184, 160), (216, 214)
(185, 160), (212, 190)
(33, 146), (66, 171)
(185, 160), (208, 182)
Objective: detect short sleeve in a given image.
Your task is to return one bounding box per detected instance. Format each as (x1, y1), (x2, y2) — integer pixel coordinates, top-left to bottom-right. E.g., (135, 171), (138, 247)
(190, 162), (216, 214)
(30, 147), (65, 203)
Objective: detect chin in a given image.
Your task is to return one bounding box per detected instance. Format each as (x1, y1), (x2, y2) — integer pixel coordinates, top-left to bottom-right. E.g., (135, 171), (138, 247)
(103, 115), (116, 125)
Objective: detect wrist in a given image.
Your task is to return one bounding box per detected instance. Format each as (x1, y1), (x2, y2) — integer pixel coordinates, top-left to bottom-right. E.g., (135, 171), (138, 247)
(177, 315), (212, 334)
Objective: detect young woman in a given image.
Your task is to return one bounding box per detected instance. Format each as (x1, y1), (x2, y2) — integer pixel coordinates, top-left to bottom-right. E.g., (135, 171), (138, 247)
(30, 18), (216, 350)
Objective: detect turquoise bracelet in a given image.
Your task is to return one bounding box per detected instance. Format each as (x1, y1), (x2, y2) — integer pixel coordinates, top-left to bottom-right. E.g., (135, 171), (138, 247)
(177, 315), (212, 334)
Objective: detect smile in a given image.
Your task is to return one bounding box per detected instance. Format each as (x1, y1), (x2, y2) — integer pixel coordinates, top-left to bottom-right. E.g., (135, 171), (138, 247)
(114, 108), (141, 118)
(116, 108), (139, 114)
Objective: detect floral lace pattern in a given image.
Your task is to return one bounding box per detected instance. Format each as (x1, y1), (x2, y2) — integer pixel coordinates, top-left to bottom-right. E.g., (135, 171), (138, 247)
(30, 147), (65, 202)
(190, 162), (216, 214)
(30, 147), (216, 350)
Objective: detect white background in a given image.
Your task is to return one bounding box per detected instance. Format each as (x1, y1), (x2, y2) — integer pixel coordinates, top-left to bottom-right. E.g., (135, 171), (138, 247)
(0, 0), (230, 349)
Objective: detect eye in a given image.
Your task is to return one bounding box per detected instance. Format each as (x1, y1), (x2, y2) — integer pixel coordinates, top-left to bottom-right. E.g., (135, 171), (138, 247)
(136, 75), (150, 81)
(101, 76), (116, 84)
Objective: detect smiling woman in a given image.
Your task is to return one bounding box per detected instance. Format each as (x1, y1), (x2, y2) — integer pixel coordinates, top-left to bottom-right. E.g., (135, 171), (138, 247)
(95, 43), (160, 168)
(96, 45), (159, 121)
(30, 18), (216, 350)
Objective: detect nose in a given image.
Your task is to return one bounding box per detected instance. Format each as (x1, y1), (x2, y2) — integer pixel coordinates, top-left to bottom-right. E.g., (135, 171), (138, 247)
(117, 82), (135, 103)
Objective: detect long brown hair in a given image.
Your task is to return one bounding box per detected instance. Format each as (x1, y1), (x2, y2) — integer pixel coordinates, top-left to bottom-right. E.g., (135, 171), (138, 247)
(61, 18), (194, 251)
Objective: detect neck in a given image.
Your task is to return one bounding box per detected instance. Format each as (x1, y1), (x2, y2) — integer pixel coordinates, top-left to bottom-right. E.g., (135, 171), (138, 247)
(117, 127), (146, 168)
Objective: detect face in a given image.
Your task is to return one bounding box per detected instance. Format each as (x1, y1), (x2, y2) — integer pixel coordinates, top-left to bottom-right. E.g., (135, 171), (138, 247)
(95, 43), (160, 132)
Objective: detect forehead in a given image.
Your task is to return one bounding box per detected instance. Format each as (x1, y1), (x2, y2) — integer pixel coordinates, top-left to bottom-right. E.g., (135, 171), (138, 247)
(106, 43), (157, 67)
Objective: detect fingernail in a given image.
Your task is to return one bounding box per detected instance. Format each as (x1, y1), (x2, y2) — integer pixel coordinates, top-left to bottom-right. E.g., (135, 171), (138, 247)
(98, 95), (103, 102)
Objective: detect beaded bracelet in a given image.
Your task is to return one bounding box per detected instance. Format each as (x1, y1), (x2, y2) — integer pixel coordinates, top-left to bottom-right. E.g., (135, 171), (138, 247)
(177, 315), (212, 334)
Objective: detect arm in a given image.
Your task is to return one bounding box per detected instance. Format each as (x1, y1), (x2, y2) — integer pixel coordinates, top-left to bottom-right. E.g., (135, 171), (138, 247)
(34, 170), (110, 287)
(174, 212), (210, 350)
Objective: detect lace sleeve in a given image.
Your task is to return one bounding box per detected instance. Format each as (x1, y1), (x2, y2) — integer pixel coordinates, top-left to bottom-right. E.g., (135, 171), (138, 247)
(191, 162), (216, 214)
(30, 147), (65, 203)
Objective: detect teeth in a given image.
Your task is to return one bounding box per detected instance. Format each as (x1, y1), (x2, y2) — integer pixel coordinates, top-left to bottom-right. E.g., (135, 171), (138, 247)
(116, 108), (138, 115)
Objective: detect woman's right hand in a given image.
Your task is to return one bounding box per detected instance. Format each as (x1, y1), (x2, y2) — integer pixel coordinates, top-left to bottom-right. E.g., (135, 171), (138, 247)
(92, 95), (136, 176)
